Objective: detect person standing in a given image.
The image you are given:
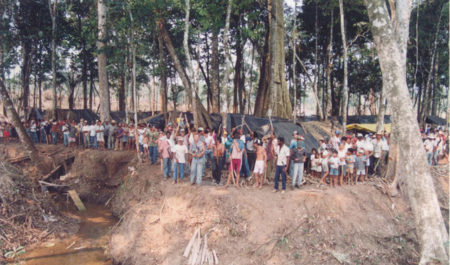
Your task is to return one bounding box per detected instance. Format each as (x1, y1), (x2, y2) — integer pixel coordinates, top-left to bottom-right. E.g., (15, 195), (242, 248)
(89, 121), (97, 148)
(50, 120), (59, 145)
(253, 139), (266, 189)
(96, 120), (105, 150)
(62, 121), (69, 147)
(104, 120), (110, 147)
(172, 136), (188, 183)
(290, 140), (306, 189)
(115, 123), (124, 151)
(159, 131), (172, 179)
(149, 125), (159, 164)
(226, 131), (244, 188)
(82, 121), (90, 149)
(108, 121), (117, 150)
(30, 119), (39, 143)
(68, 120), (77, 147)
(273, 137), (290, 193)
(212, 135), (225, 185)
(189, 134), (205, 185)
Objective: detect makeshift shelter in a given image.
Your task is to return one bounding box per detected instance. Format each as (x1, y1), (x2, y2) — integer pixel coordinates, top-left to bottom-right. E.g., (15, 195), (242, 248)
(425, 115), (446, 126)
(346, 123), (392, 133)
(44, 109), (99, 123)
(110, 111), (159, 123)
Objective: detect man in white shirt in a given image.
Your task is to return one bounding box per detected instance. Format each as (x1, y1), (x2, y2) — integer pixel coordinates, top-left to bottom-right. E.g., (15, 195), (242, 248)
(273, 137), (290, 193)
(62, 121), (69, 147)
(90, 121), (97, 148)
(172, 137), (188, 183)
(96, 120), (105, 150)
(331, 130), (341, 150)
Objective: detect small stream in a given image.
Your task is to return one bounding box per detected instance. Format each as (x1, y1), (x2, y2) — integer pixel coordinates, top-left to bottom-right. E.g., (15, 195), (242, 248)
(12, 204), (116, 265)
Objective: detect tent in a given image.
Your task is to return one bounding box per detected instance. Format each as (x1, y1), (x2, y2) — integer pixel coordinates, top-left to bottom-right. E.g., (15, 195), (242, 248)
(425, 115), (446, 126)
(346, 123), (391, 133)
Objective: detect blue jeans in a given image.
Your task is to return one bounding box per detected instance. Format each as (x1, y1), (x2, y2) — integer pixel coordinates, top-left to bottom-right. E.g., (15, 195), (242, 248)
(90, 136), (97, 148)
(274, 165), (287, 191)
(240, 154), (251, 178)
(426, 152), (433, 165)
(190, 157), (205, 184)
(163, 157), (171, 178)
(291, 163), (304, 187)
(205, 150), (213, 168)
(40, 129), (46, 143)
(31, 131), (39, 143)
(149, 146), (158, 164)
(63, 134), (69, 147)
(173, 162), (185, 181)
(51, 132), (58, 144)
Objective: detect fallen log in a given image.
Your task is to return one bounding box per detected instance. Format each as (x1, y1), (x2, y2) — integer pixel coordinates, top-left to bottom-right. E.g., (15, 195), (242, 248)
(67, 190), (86, 211)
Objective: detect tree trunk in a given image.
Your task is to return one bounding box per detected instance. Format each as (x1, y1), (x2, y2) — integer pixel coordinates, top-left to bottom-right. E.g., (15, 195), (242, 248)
(325, 8), (334, 121)
(254, 6), (271, 117)
(339, 0), (348, 133)
(431, 53), (439, 116)
(365, 1), (449, 263)
(82, 50), (88, 109)
(97, 0), (110, 121)
(48, 0), (57, 119)
(118, 73), (126, 111)
(233, 27), (243, 114)
(156, 18), (212, 128)
(310, 2), (324, 120)
(221, 0), (233, 113)
(421, 4), (444, 123)
(269, 0), (292, 119)
(292, 1), (298, 122)
(89, 65), (94, 111)
(157, 35), (168, 123)
(247, 44), (255, 114)
(210, 32), (220, 113)
(21, 40), (32, 119)
(0, 77), (48, 173)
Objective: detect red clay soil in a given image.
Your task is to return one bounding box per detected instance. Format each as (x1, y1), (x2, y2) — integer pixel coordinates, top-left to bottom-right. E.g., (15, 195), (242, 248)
(108, 162), (425, 265)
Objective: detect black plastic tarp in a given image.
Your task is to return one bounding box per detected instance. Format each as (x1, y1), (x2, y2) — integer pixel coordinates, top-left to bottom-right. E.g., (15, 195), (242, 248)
(339, 115), (391, 124)
(426, 115), (446, 125)
(110, 111), (159, 123)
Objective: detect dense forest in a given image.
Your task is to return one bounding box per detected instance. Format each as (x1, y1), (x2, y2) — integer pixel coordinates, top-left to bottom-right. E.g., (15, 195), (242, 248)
(0, 0), (448, 126)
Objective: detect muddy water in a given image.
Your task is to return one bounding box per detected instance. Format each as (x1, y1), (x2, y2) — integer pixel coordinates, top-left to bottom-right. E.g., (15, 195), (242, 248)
(13, 204), (116, 265)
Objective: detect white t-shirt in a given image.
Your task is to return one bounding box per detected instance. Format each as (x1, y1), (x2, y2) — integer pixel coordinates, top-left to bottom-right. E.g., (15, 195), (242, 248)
(424, 140), (434, 152)
(95, 125), (104, 139)
(62, 124), (69, 135)
(172, 144), (188, 163)
(90, 125), (96, 137)
(205, 134), (214, 150)
(338, 149), (346, 166)
(30, 122), (37, 132)
(137, 128), (146, 144)
(275, 145), (290, 166)
(329, 156), (340, 169)
(331, 136), (340, 150)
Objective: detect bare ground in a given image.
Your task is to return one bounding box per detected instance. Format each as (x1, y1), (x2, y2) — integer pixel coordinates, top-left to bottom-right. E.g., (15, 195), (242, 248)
(108, 161), (426, 265)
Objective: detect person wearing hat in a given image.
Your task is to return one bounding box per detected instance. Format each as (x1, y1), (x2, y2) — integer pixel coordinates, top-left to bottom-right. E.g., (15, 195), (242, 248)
(331, 130), (341, 150)
(172, 136), (188, 183)
(81, 120), (89, 149)
(108, 120), (117, 150)
(424, 134), (435, 165)
(290, 139), (306, 189)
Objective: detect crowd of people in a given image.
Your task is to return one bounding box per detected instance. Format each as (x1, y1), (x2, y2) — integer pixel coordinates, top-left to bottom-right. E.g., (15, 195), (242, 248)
(0, 115), (448, 193)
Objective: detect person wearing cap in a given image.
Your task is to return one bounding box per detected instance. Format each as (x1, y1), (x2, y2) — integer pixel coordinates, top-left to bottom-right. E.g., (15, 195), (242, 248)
(189, 134), (205, 185)
(252, 138), (267, 189)
(172, 136), (188, 183)
(290, 139), (306, 189)
(331, 130), (341, 150)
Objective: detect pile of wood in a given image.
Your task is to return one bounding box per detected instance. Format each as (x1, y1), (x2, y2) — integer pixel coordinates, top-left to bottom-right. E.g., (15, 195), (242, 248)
(183, 228), (219, 265)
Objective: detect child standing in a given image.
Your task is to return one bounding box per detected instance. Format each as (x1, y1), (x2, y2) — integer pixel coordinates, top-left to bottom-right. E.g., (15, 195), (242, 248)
(355, 149), (367, 183)
(328, 151), (340, 187)
(319, 151), (329, 185)
(345, 149), (355, 185)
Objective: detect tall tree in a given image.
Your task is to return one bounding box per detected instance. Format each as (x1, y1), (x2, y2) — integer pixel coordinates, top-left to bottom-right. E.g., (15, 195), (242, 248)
(97, 0), (110, 121)
(48, 0), (57, 118)
(364, 0), (448, 263)
(269, 0), (292, 119)
(338, 0), (348, 132)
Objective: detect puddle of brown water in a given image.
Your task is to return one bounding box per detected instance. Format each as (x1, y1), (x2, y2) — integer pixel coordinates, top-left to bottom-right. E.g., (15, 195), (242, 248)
(11, 204), (116, 265)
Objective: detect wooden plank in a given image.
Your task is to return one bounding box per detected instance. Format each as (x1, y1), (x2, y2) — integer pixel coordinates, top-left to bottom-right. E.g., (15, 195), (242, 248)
(41, 165), (62, 181)
(184, 228), (200, 257)
(68, 190), (86, 211)
(212, 250), (218, 265)
(38, 180), (68, 187)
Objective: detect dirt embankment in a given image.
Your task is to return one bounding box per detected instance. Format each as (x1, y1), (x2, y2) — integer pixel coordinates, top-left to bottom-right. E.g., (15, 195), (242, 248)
(108, 163), (422, 265)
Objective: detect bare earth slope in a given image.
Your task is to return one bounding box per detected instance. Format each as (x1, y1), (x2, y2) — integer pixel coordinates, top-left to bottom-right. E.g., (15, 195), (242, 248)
(109, 163), (420, 265)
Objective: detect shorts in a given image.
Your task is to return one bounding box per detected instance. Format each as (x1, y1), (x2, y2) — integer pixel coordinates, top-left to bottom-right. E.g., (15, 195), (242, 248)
(143, 144), (149, 149)
(69, 137), (76, 143)
(356, 169), (365, 175)
(230, 159), (241, 172)
(346, 166), (354, 174)
(314, 168), (322, 173)
(330, 168), (339, 176)
(253, 160), (265, 174)
(322, 164), (329, 172)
